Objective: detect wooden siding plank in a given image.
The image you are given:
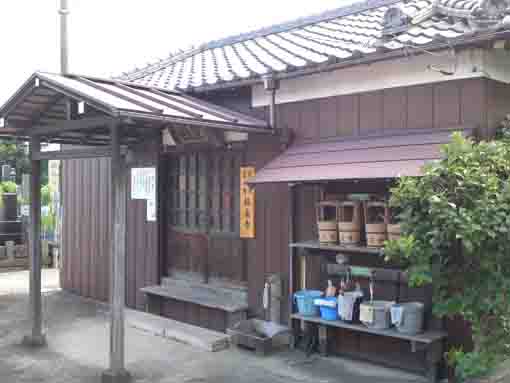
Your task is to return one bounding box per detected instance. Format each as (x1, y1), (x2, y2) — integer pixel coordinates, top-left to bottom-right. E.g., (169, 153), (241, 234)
(285, 102), (302, 142)
(407, 84), (433, 130)
(85, 159), (92, 298)
(300, 99), (320, 140)
(104, 157), (112, 302)
(383, 88), (407, 131)
(359, 91), (383, 134)
(460, 79), (487, 137)
(126, 180), (136, 308)
(434, 82), (461, 129)
(89, 159), (98, 299)
(135, 199), (146, 310)
(337, 95), (359, 137)
(319, 96), (338, 139)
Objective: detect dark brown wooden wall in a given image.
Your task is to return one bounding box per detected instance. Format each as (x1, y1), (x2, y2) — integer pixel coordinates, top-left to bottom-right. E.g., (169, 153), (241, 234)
(277, 78), (488, 143)
(61, 78), (509, 325)
(61, 145), (159, 310)
(61, 157), (111, 302)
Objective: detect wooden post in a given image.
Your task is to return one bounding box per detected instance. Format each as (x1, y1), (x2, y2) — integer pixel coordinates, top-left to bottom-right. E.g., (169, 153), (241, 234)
(22, 136), (46, 347)
(102, 121), (130, 383)
(203, 153), (210, 284)
(288, 183), (298, 348)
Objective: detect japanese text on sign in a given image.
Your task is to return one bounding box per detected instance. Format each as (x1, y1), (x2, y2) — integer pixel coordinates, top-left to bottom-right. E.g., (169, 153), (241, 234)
(240, 167), (256, 238)
(131, 168), (156, 200)
(131, 168), (157, 222)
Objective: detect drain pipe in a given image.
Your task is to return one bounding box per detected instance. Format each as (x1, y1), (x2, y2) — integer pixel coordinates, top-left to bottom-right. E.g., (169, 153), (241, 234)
(263, 75), (279, 133)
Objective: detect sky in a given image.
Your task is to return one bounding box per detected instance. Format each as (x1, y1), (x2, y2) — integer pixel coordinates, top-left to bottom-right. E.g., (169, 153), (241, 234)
(0, 0), (348, 105)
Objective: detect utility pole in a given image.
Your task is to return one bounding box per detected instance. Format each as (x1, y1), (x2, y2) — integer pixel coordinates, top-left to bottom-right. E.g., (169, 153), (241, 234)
(59, 0), (69, 75)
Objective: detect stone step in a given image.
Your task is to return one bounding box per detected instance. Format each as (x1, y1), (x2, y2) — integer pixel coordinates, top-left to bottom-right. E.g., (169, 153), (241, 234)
(126, 309), (230, 352)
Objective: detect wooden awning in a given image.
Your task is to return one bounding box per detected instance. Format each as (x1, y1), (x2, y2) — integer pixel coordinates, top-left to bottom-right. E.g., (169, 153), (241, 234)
(249, 128), (472, 184)
(0, 72), (270, 146)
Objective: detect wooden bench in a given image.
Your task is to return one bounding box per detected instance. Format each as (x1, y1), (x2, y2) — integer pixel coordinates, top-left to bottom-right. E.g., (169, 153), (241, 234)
(291, 313), (447, 382)
(141, 278), (249, 333)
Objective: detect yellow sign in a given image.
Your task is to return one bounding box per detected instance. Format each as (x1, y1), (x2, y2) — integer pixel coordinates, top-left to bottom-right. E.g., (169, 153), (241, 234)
(240, 167), (256, 238)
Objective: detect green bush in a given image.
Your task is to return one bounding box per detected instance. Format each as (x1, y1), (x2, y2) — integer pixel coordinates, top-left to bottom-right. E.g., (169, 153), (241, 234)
(0, 181), (17, 193)
(385, 132), (510, 381)
(41, 184), (53, 206)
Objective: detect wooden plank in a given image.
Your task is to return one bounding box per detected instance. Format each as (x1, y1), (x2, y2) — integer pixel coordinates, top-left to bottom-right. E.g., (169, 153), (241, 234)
(337, 94), (359, 137)
(126, 183), (136, 308)
(291, 314), (446, 343)
(383, 87), (407, 131)
(300, 99), (320, 140)
(319, 96), (338, 138)
(289, 241), (382, 255)
(34, 147), (126, 160)
(359, 91), (383, 134)
(407, 84), (433, 130)
(84, 159), (92, 298)
(77, 159), (84, 296)
(135, 199), (146, 310)
(460, 79), (487, 138)
(24, 116), (115, 136)
(434, 82), (461, 129)
(94, 158), (103, 301)
(103, 157), (112, 302)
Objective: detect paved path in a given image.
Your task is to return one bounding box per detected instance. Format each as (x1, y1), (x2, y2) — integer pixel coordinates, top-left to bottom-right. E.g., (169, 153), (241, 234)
(0, 269), (427, 383)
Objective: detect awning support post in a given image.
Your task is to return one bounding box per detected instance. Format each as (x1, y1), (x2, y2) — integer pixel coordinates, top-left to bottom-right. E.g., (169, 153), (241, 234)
(102, 121), (131, 383)
(22, 136), (46, 347)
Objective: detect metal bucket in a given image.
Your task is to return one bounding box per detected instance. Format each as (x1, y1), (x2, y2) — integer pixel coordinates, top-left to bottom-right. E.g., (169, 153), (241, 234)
(392, 302), (424, 335)
(360, 301), (393, 329)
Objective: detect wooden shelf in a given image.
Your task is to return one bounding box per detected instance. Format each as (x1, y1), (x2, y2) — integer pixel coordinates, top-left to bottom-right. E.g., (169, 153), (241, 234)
(289, 241), (383, 256)
(291, 313), (446, 344)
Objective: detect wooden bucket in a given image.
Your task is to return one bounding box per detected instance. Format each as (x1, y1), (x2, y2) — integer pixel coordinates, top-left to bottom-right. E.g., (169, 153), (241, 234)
(366, 224), (387, 247)
(387, 224), (401, 241)
(317, 201), (341, 244)
(337, 201), (362, 245)
(364, 201), (388, 248)
(318, 221), (338, 244)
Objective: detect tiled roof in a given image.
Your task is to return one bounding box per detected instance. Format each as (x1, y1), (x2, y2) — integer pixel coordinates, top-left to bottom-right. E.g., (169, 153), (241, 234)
(119, 0), (510, 91)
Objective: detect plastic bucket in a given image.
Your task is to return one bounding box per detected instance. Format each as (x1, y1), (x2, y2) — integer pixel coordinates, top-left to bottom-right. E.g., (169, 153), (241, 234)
(315, 297), (338, 321)
(339, 291), (364, 323)
(294, 290), (322, 316)
(392, 302), (424, 335)
(360, 301), (393, 329)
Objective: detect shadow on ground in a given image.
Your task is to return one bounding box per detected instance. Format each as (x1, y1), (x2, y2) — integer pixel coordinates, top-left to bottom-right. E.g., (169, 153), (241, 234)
(0, 270), (426, 383)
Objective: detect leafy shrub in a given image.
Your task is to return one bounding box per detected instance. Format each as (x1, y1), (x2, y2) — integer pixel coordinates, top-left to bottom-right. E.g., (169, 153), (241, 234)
(41, 184), (53, 206)
(385, 132), (510, 381)
(0, 181), (17, 193)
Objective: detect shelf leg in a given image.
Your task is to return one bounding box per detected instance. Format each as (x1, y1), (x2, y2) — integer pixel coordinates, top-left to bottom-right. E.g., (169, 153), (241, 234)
(425, 340), (443, 383)
(318, 325), (329, 356)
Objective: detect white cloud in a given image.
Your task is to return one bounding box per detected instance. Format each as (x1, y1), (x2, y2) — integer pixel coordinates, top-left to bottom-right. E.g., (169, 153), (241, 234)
(0, 0), (349, 104)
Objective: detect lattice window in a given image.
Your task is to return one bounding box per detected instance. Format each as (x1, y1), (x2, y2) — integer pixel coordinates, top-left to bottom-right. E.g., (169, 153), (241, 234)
(168, 151), (241, 234)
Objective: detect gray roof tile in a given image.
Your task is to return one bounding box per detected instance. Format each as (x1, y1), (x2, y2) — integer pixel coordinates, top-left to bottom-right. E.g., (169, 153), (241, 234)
(120, 0), (510, 91)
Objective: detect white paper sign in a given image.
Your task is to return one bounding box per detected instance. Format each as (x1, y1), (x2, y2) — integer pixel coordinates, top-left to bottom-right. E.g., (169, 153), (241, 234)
(146, 198), (156, 222)
(131, 168), (156, 200)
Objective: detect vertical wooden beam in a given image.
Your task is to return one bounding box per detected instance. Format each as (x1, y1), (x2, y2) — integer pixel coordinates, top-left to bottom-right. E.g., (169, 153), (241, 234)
(203, 152), (210, 284)
(102, 121), (130, 383)
(288, 183), (297, 348)
(22, 136), (46, 347)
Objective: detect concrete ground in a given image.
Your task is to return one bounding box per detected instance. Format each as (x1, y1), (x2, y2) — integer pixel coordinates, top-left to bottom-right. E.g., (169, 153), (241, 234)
(0, 269), (427, 383)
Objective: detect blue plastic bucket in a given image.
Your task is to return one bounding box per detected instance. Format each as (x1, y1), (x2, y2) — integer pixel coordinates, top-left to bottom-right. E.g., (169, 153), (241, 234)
(294, 290), (322, 316)
(318, 297), (338, 321)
